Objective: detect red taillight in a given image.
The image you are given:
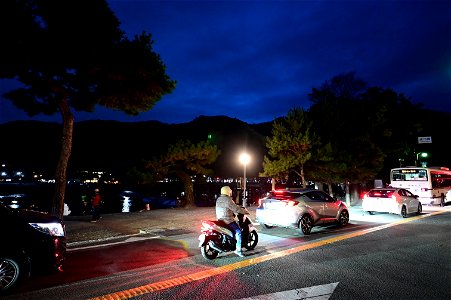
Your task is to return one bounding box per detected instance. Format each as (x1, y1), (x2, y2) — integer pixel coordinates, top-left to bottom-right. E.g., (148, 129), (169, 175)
(373, 192), (381, 197)
(363, 193), (369, 200)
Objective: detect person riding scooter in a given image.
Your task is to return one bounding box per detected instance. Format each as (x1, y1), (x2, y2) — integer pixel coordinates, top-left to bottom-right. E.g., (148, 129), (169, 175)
(215, 185), (249, 257)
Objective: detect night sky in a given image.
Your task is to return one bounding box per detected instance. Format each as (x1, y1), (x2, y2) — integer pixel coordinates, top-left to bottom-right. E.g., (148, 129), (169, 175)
(0, 0), (450, 125)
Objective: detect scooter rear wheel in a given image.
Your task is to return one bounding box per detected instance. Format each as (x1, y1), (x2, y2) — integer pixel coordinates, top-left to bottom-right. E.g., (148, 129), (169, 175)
(201, 244), (219, 260)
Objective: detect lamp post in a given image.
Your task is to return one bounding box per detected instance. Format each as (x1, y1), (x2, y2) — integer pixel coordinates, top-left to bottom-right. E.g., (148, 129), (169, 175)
(239, 152), (250, 207)
(416, 152), (428, 167)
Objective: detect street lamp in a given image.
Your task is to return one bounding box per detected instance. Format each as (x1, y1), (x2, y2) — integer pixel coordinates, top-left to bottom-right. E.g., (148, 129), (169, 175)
(416, 152), (428, 166)
(239, 152), (250, 207)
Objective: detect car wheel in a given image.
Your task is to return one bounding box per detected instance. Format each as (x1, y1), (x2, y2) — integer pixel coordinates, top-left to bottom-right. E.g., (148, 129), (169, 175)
(299, 214), (313, 235)
(263, 224), (274, 229)
(0, 257), (21, 293)
(244, 230), (258, 250)
(416, 203), (422, 215)
(338, 210), (349, 226)
(200, 244), (219, 260)
(440, 195), (445, 207)
(367, 211), (374, 215)
(401, 205), (408, 218)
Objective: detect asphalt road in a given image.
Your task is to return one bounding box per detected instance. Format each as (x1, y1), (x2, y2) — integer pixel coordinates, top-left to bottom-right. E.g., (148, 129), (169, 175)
(4, 205), (450, 300)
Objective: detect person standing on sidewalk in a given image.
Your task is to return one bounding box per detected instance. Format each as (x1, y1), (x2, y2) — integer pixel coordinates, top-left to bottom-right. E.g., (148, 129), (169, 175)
(91, 188), (102, 222)
(215, 186), (248, 257)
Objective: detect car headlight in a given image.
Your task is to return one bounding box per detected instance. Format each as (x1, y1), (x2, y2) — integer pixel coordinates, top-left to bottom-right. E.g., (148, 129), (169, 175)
(29, 222), (65, 237)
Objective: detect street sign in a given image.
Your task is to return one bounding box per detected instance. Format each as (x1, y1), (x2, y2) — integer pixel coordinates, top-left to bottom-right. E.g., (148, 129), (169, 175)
(418, 136), (432, 144)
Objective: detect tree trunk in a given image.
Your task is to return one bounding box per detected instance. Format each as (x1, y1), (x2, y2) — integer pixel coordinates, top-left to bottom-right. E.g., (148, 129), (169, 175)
(351, 185), (359, 206)
(314, 182), (322, 191)
(177, 171), (195, 208)
(345, 181), (351, 207)
(51, 99), (74, 219)
(300, 164), (307, 188)
(327, 182), (334, 197)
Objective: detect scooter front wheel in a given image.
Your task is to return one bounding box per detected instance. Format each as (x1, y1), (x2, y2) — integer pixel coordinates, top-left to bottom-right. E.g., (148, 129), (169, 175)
(201, 244), (219, 260)
(243, 230), (258, 250)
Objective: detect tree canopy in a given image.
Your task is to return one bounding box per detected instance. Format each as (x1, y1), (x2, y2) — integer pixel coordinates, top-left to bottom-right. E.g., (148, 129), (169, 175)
(144, 140), (221, 208)
(260, 72), (424, 204)
(0, 0), (176, 218)
(261, 108), (318, 188)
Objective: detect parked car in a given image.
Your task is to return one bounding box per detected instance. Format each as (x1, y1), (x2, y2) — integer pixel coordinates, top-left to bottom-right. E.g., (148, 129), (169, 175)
(0, 203), (66, 294)
(362, 187), (422, 218)
(256, 188), (349, 234)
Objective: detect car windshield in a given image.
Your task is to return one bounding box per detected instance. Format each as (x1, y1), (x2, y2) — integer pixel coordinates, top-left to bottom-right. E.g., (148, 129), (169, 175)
(368, 189), (395, 198)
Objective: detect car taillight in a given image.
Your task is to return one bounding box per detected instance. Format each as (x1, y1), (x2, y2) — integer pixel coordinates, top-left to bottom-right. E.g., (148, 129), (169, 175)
(258, 198), (264, 208)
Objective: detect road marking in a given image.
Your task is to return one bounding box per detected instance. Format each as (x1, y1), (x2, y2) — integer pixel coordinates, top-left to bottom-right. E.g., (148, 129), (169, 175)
(237, 282), (339, 300)
(68, 235), (161, 252)
(90, 209), (447, 300)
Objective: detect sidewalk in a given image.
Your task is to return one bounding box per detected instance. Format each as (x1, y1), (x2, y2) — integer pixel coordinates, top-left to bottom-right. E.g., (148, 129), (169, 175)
(63, 206), (227, 248)
(63, 205), (363, 249)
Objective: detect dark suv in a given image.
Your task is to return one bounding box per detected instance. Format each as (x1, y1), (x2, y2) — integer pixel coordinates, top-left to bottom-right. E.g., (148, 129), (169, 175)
(0, 203), (66, 294)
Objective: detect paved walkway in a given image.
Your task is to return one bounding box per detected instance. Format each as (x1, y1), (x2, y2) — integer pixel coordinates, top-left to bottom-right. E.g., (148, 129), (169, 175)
(64, 206), (237, 248)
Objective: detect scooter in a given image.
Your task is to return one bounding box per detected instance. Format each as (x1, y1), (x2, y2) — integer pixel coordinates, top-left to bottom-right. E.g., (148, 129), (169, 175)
(198, 209), (258, 260)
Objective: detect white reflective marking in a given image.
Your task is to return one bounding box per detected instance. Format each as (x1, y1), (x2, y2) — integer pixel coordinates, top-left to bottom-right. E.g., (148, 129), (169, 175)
(237, 282), (339, 300)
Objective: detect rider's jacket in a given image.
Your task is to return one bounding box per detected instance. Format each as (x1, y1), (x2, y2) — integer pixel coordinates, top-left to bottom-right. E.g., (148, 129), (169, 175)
(215, 194), (247, 224)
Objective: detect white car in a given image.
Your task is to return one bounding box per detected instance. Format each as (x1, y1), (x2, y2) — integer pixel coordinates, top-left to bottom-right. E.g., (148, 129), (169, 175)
(362, 187), (422, 218)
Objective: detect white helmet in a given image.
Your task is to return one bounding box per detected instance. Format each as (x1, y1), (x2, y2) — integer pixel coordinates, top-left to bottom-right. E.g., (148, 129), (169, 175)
(220, 186), (232, 196)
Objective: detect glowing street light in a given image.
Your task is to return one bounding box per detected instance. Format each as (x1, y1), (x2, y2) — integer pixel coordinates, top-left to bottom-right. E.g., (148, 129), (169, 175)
(239, 152), (250, 207)
(416, 152), (428, 166)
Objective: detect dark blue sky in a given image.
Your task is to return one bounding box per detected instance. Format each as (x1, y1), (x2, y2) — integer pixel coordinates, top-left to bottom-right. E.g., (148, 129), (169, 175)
(0, 0), (450, 124)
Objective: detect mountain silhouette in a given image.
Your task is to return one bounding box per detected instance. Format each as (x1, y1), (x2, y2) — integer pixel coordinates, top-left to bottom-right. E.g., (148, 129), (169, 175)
(0, 116), (271, 180)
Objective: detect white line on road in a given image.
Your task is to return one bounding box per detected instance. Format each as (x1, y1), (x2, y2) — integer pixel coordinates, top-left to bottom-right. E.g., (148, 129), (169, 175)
(236, 282), (339, 300)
